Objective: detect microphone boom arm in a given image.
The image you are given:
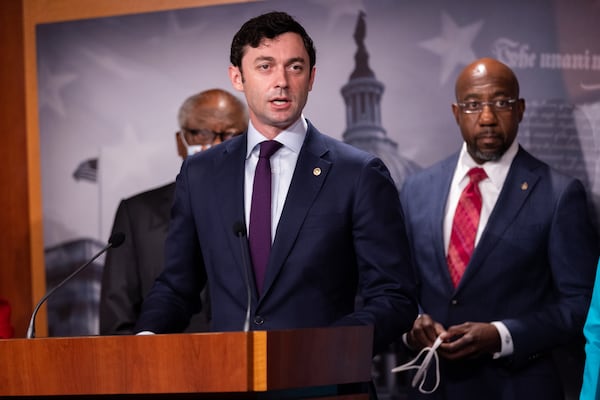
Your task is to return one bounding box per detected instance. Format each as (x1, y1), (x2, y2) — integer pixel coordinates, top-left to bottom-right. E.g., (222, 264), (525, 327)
(26, 233), (125, 339)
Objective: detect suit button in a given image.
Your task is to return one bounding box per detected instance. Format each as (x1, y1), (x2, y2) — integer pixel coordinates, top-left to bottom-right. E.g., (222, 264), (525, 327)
(451, 299), (458, 305)
(253, 316), (264, 325)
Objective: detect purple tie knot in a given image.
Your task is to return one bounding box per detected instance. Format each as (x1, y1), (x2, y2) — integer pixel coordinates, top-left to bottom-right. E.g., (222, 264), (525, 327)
(259, 140), (282, 159)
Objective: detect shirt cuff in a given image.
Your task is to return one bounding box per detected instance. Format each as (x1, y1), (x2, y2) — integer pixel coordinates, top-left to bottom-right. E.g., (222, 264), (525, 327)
(402, 315), (421, 350)
(402, 332), (410, 348)
(491, 321), (513, 359)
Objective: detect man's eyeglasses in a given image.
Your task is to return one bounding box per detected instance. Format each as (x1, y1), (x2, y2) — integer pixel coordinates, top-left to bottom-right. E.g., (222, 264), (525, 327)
(180, 127), (241, 142)
(456, 98), (518, 114)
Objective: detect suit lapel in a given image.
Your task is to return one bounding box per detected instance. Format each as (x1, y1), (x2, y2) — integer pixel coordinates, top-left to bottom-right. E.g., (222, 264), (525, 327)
(213, 136), (255, 295)
(430, 156), (459, 289)
(260, 124), (330, 298)
(459, 147), (540, 288)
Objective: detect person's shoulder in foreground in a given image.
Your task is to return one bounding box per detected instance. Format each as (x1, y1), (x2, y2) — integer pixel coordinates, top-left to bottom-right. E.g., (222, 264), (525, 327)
(581, 258), (600, 400)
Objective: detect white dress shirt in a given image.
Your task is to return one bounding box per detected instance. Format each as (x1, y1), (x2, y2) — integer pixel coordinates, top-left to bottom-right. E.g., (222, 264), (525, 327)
(244, 117), (307, 242)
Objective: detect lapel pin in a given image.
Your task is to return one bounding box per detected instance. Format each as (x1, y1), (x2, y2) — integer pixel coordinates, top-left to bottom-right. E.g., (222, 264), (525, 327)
(313, 167), (321, 176)
(521, 182), (528, 191)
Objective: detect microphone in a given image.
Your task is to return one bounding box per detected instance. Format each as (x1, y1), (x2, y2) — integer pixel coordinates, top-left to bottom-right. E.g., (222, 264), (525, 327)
(26, 232), (126, 339)
(233, 222), (252, 332)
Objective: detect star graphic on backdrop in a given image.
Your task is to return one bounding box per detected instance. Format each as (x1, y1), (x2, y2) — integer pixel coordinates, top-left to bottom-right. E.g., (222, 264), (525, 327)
(142, 10), (210, 62)
(81, 12), (209, 82)
(38, 63), (78, 117)
(147, 11), (209, 43)
(80, 47), (139, 80)
(419, 12), (483, 85)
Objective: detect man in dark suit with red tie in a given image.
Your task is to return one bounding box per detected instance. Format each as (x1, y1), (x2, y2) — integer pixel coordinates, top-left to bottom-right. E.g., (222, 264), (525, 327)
(399, 57), (598, 399)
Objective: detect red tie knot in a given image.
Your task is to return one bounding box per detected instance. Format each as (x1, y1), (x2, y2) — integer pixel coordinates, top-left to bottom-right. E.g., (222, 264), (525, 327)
(468, 167), (487, 184)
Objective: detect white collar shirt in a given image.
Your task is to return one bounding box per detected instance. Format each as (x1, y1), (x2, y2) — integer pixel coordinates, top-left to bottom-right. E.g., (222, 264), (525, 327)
(443, 139), (519, 253)
(244, 116), (307, 243)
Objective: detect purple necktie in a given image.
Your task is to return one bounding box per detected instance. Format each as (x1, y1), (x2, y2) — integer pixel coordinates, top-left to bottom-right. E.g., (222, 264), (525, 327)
(249, 140), (282, 294)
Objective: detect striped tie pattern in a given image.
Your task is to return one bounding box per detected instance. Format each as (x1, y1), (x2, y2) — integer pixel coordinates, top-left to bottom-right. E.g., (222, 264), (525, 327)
(447, 167), (487, 287)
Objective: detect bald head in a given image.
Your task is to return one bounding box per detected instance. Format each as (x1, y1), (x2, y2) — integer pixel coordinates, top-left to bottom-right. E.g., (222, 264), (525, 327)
(178, 89), (247, 131)
(176, 89), (248, 159)
(455, 58), (520, 101)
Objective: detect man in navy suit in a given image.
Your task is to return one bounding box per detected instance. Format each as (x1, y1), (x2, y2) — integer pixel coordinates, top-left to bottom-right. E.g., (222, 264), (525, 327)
(399, 57), (598, 399)
(134, 11), (417, 356)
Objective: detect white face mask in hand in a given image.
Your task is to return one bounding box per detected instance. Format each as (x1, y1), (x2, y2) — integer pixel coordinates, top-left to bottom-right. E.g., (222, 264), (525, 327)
(179, 131), (209, 156)
(391, 335), (443, 394)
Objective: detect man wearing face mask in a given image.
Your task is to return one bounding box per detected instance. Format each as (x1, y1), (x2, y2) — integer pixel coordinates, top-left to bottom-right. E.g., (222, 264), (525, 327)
(100, 89), (247, 334)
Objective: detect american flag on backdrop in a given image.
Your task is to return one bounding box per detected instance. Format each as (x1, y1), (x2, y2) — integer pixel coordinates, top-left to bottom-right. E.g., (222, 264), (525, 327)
(72, 158), (98, 183)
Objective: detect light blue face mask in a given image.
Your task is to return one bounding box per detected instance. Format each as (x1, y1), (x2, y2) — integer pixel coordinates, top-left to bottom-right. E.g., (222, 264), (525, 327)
(179, 131), (209, 156)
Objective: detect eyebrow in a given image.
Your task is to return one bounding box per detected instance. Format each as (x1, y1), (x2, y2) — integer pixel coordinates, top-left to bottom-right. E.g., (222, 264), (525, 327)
(461, 91), (512, 100)
(252, 56), (306, 65)
(253, 55), (275, 63)
(286, 57), (306, 64)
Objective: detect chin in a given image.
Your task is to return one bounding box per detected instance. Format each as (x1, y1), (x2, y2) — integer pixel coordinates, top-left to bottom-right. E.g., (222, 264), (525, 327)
(477, 150), (503, 162)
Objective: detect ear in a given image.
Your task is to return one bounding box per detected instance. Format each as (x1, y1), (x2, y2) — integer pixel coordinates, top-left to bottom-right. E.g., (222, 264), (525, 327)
(451, 103), (460, 124)
(175, 131), (186, 160)
(307, 66), (316, 91)
(517, 98), (526, 123)
(229, 65), (244, 92)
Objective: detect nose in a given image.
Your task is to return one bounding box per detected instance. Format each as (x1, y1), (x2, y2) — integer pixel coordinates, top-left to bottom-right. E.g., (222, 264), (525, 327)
(478, 104), (498, 125)
(274, 66), (289, 89)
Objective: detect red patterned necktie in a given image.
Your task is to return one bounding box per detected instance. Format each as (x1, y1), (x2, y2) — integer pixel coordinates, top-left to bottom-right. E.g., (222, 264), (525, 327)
(447, 167), (487, 287)
(249, 140), (282, 295)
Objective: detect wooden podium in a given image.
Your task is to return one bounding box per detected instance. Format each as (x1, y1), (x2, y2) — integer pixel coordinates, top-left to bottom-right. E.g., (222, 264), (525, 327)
(0, 326), (373, 399)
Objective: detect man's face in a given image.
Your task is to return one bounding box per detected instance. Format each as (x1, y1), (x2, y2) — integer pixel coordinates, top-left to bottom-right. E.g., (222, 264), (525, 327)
(228, 32), (315, 139)
(176, 106), (245, 158)
(451, 63), (525, 164)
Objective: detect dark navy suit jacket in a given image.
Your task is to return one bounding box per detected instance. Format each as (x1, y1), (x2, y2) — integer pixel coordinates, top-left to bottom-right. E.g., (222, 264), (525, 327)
(399, 146), (598, 399)
(135, 122), (418, 354)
